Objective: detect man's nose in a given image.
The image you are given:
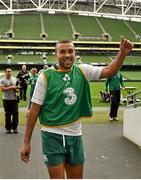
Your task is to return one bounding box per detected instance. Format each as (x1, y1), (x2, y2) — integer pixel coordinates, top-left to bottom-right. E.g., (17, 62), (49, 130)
(64, 52), (70, 57)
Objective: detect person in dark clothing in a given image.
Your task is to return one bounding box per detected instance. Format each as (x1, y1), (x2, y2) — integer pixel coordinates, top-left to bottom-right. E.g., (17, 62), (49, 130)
(17, 65), (30, 101)
(105, 71), (124, 121)
(0, 68), (19, 134)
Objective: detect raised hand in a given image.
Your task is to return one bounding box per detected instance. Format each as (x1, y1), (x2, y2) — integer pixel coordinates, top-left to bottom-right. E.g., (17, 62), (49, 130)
(120, 36), (133, 56)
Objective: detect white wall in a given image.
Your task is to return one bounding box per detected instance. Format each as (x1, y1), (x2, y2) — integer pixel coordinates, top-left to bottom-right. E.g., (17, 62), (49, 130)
(123, 107), (141, 147)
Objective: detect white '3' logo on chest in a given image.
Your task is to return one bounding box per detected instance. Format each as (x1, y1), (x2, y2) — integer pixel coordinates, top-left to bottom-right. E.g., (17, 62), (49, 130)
(63, 87), (77, 105)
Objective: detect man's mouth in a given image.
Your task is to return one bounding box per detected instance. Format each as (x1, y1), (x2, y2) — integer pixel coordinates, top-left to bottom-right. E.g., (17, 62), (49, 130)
(64, 59), (72, 64)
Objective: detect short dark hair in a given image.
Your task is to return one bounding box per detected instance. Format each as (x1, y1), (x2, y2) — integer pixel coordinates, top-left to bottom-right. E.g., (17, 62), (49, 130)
(55, 39), (74, 52)
(5, 67), (12, 72)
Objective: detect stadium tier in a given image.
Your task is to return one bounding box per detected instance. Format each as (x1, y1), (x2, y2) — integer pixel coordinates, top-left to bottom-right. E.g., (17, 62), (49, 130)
(0, 14), (141, 41)
(0, 12), (141, 70)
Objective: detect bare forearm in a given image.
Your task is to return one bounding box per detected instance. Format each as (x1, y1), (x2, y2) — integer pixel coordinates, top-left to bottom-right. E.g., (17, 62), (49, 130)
(24, 103), (41, 145)
(1, 85), (16, 92)
(100, 37), (133, 79)
(23, 114), (37, 145)
(102, 50), (126, 78)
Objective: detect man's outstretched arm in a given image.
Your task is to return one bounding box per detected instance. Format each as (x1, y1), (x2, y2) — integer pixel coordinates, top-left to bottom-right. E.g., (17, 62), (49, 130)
(100, 37), (133, 79)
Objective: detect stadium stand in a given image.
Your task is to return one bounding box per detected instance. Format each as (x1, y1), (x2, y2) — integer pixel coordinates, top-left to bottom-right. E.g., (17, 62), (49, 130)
(0, 0), (140, 70)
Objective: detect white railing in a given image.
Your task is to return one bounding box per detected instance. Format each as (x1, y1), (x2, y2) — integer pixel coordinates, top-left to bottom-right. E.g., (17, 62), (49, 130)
(127, 90), (141, 108)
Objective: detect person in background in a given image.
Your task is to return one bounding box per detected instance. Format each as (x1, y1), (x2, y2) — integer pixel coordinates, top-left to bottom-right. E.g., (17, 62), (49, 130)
(105, 71), (124, 121)
(0, 68), (19, 134)
(38, 64), (48, 75)
(28, 68), (38, 109)
(74, 55), (82, 65)
(21, 38), (133, 179)
(17, 64), (30, 101)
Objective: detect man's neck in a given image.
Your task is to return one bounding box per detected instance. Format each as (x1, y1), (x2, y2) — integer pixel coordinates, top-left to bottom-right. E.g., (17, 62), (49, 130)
(6, 76), (11, 79)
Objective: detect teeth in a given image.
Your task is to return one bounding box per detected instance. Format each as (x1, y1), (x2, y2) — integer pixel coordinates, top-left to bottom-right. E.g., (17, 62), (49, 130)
(64, 59), (70, 62)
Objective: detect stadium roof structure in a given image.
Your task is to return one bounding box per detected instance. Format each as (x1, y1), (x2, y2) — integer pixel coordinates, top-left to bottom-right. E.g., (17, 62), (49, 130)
(0, 0), (141, 21)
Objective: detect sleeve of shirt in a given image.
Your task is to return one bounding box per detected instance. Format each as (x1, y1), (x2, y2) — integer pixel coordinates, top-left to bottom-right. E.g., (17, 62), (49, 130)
(78, 64), (103, 81)
(31, 73), (46, 105)
(120, 74), (124, 87)
(0, 79), (4, 87)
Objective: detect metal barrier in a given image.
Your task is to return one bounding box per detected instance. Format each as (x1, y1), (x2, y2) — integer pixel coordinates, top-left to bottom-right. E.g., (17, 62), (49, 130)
(127, 90), (141, 108)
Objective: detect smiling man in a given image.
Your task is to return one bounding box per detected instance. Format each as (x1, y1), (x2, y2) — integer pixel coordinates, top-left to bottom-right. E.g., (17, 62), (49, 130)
(21, 38), (133, 179)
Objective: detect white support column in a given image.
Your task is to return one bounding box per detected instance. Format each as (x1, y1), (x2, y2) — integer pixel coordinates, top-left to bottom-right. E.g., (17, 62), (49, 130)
(39, 0), (41, 8)
(121, 0), (124, 15)
(66, 0), (68, 11)
(10, 0), (12, 10)
(94, 0), (96, 13)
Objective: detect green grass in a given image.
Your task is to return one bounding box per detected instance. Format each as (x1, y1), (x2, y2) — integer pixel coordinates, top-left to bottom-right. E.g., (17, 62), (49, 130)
(82, 110), (123, 124)
(0, 79), (140, 107)
(0, 110), (123, 125)
(0, 76), (140, 125)
(90, 81), (141, 107)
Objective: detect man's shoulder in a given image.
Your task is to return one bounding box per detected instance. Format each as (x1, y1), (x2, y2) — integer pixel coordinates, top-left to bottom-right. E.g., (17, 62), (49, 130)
(44, 67), (56, 74)
(77, 63), (94, 72)
(11, 76), (17, 80)
(77, 63), (93, 69)
(0, 76), (7, 81)
(0, 77), (5, 83)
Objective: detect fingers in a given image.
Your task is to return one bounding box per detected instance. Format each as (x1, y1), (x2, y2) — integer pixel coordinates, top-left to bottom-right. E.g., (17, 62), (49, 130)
(21, 151), (30, 163)
(124, 40), (132, 48)
(120, 36), (134, 49)
(120, 35), (124, 44)
(20, 144), (31, 163)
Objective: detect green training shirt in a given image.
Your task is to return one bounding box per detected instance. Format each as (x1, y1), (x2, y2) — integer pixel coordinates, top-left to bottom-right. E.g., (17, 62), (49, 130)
(39, 65), (92, 126)
(105, 72), (124, 91)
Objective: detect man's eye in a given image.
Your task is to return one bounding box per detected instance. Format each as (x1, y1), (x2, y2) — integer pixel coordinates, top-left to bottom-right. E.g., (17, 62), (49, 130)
(68, 49), (73, 54)
(60, 50), (65, 54)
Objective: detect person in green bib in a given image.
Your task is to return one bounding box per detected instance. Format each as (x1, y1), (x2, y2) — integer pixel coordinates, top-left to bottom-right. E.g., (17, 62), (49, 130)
(21, 38), (133, 179)
(105, 71), (124, 121)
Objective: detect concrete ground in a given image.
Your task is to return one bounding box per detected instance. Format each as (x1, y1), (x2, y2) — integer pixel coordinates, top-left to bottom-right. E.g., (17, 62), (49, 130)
(0, 124), (141, 179)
